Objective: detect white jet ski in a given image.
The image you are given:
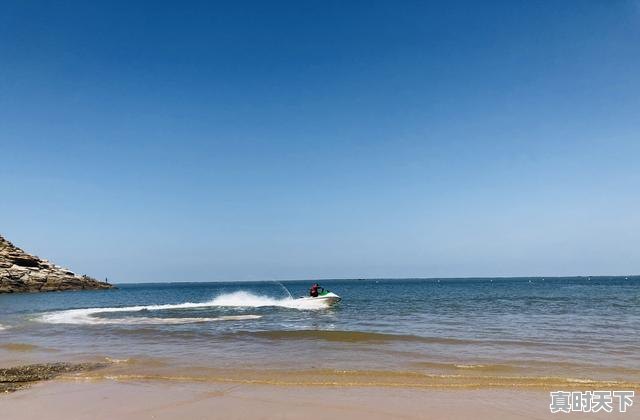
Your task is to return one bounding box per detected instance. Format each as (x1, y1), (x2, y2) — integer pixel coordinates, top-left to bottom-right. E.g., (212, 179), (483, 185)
(297, 290), (341, 304)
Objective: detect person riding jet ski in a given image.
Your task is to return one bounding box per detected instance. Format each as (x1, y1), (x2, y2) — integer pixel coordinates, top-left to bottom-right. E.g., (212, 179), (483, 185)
(309, 283), (325, 297)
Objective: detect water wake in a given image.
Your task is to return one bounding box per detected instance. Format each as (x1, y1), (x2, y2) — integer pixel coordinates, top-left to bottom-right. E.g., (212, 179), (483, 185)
(38, 291), (327, 325)
(39, 310), (262, 325)
(210, 291), (328, 310)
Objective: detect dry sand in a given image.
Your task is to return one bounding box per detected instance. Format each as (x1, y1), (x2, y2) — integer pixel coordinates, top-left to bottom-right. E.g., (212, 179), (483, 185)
(1, 379), (635, 419)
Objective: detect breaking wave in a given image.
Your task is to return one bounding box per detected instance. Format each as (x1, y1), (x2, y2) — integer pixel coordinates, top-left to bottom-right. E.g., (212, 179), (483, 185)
(38, 291), (328, 325)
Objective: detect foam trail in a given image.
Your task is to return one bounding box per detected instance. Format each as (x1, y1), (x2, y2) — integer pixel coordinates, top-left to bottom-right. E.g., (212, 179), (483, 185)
(210, 291), (329, 310)
(40, 311), (261, 325)
(39, 291), (327, 325)
(0, 323), (7, 331)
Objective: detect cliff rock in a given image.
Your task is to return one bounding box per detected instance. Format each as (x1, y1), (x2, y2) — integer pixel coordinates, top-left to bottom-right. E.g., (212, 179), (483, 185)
(0, 234), (113, 293)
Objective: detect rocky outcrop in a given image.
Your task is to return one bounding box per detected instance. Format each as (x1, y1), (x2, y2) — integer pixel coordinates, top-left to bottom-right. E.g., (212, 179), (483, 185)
(0, 234), (113, 293)
(1, 362), (108, 393)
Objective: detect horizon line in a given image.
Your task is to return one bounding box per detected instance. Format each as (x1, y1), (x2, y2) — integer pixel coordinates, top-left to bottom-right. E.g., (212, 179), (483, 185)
(109, 274), (640, 285)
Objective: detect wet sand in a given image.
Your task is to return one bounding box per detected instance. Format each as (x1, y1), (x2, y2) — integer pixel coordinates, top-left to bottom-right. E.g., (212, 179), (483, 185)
(1, 379), (635, 419)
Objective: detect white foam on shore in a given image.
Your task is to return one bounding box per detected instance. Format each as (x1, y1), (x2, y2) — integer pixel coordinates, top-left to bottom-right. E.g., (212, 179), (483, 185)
(38, 291), (327, 325)
(0, 323), (7, 331)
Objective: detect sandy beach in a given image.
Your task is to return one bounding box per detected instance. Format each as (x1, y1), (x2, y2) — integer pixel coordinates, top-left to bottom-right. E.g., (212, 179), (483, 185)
(2, 278), (639, 418)
(2, 378), (636, 420)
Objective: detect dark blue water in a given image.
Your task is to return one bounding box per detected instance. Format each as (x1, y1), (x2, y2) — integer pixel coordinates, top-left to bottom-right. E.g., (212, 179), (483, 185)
(1, 277), (639, 386)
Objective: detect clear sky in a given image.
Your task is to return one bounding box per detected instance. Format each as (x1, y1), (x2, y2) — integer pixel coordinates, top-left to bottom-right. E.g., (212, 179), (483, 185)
(1, 1), (639, 282)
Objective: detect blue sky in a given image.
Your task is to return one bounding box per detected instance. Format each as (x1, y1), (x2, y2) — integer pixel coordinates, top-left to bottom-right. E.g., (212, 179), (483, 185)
(1, 1), (639, 282)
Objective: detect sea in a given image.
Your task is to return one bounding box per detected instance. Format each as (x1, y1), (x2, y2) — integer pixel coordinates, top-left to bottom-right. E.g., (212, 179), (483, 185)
(1, 277), (639, 389)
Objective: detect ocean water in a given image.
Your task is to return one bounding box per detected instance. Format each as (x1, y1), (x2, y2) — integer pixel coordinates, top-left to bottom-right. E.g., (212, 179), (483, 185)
(1, 277), (639, 389)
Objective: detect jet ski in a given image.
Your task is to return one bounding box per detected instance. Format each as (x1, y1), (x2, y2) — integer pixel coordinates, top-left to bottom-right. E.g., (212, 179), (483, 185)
(298, 290), (342, 304)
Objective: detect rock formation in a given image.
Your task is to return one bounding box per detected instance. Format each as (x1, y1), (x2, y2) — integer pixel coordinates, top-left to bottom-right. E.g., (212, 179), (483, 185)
(1, 362), (108, 393)
(0, 234), (113, 293)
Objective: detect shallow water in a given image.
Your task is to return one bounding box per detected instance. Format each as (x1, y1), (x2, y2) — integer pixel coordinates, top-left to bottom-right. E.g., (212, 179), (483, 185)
(1, 277), (639, 388)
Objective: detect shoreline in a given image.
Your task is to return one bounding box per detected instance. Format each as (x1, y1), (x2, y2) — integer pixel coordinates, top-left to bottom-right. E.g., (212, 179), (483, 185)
(2, 378), (634, 419)
(80, 367), (640, 391)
